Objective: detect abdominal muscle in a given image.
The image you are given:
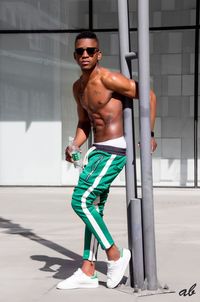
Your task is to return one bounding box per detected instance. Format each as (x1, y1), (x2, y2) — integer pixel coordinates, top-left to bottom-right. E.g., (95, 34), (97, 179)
(78, 72), (125, 143)
(88, 102), (124, 143)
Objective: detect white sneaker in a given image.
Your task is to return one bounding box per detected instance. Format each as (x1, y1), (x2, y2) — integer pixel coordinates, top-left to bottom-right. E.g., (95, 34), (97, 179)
(56, 268), (99, 289)
(107, 248), (131, 289)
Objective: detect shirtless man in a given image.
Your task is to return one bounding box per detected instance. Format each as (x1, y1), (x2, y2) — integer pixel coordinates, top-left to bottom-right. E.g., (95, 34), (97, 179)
(57, 31), (157, 290)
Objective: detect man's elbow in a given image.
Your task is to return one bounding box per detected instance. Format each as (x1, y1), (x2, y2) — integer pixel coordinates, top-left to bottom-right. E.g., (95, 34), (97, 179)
(78, 121), (91, 135)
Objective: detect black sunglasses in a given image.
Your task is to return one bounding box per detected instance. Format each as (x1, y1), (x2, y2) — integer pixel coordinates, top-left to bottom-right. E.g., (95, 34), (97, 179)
(75, 47), (99, 56)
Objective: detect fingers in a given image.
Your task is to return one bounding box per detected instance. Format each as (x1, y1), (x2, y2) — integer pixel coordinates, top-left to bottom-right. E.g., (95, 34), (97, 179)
(65, 146), (73, 162)
(151, 138), (157, 153)
(137, 138), (157, 153)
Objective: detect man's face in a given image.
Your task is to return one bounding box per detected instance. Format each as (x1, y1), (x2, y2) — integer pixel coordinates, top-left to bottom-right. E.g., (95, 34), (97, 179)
(74, 38), (101, 71)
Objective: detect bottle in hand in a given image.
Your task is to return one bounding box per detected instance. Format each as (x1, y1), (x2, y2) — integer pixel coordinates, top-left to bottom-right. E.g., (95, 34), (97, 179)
(68, 137), (82, 169)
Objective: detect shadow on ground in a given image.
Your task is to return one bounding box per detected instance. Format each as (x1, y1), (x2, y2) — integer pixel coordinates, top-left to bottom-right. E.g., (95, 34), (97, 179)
(0, 216), (127, 286)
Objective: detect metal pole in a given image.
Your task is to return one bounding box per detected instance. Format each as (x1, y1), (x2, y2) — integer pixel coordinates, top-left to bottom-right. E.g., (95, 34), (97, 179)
(137, 0), (158, 290)
(117, 0), (144, 289)
(194, 0), (200, 187)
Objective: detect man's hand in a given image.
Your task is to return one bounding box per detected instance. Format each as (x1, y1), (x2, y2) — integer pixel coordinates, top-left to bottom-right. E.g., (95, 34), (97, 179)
(151, 137), (157, 153)
(138, 137), (157, 153)
(65, 146), (73, 162)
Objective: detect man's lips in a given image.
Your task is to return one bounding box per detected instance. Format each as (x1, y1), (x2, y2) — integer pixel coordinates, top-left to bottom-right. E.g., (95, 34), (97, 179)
(81, 61), (90, 65)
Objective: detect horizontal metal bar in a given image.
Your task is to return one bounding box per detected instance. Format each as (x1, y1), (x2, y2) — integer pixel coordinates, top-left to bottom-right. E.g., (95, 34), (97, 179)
(125, 52), (138, 60)
(0, 24), (199, 35)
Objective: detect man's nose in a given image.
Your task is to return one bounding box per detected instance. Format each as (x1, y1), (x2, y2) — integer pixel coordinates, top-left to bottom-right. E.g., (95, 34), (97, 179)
(82, 49), (89, 57)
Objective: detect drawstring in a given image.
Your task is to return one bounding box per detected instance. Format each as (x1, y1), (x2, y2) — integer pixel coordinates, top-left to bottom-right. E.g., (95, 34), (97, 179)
(83, 146), (96, 167)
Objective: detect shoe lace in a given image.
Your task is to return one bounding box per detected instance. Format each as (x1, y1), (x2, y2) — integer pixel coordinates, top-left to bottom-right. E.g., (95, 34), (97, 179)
(73, 268), (82, 277)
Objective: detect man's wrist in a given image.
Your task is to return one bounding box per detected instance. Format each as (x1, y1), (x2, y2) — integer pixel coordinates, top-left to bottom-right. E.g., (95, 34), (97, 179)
(151, 131), (154, 138)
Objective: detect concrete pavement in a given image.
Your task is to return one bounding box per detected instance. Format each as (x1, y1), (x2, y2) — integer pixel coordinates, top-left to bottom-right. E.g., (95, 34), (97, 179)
(0, 187), (200, 302)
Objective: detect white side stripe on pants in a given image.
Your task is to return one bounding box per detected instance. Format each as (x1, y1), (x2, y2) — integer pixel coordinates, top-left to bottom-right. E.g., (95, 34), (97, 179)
(81, 154), (116, 249)
(88, 198), (100, 261)
(88, 234), (98, 261)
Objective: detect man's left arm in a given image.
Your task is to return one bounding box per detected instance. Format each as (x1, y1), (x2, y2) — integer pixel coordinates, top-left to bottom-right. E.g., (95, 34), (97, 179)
(149, 89), (157, 152)
(132, 81), (157, 152)
(102, 71), (157, 152)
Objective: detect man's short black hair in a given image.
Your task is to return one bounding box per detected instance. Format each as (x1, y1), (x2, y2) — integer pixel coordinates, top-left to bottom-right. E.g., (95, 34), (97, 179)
(75, 31), (99, 44)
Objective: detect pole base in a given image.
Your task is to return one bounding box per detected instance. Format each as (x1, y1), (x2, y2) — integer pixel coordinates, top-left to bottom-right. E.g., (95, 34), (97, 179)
(115, 282), (175, 297)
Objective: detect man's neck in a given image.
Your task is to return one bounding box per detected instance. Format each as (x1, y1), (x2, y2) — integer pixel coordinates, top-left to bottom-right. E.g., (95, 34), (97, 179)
(81, 64), (100, 82)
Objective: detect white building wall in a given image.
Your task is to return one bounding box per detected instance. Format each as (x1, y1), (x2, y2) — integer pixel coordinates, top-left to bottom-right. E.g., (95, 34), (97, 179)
(0, 32), (63, 185)
(0, 121), (61, 185)
(0, 0), (199, 186)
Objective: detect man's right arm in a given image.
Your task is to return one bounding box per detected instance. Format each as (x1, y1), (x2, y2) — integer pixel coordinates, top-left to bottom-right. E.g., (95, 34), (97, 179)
(73, 105), (91, 148)
(72, 82), (91, 147)
(65, 82), (91, 162)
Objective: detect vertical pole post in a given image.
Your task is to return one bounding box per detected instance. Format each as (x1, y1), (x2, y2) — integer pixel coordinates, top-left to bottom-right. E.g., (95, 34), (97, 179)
(137, 0), (158, 290)
(117, 0), (144, 289)
(194, 0), (200, 187)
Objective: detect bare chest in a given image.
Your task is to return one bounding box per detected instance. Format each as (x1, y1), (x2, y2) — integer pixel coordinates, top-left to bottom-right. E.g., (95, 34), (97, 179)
(79, 81), (112, 113)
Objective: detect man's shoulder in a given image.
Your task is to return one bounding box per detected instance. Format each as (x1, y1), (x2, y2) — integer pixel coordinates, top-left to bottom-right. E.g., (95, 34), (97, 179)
(100, 67), (119, 83)
(100, 67), (124, 79)
(99, 66), (115, 77)
(100, 67), (125, 88)
(73, 78), (81, 94)
(73, 78), (81, 88)
(72, 78), (82, 101)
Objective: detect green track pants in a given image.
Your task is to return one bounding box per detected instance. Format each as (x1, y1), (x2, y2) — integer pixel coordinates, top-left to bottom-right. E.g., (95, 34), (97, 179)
(71, 147), (126, 261)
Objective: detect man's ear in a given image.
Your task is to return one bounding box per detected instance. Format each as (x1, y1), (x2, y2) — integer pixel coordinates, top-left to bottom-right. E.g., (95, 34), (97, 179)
(97, 51), (102, 62)
(73, 52), (76, 60)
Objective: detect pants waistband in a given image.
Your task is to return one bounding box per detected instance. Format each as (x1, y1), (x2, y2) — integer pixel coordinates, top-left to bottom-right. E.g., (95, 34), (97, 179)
(93, 144), (126, 156)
